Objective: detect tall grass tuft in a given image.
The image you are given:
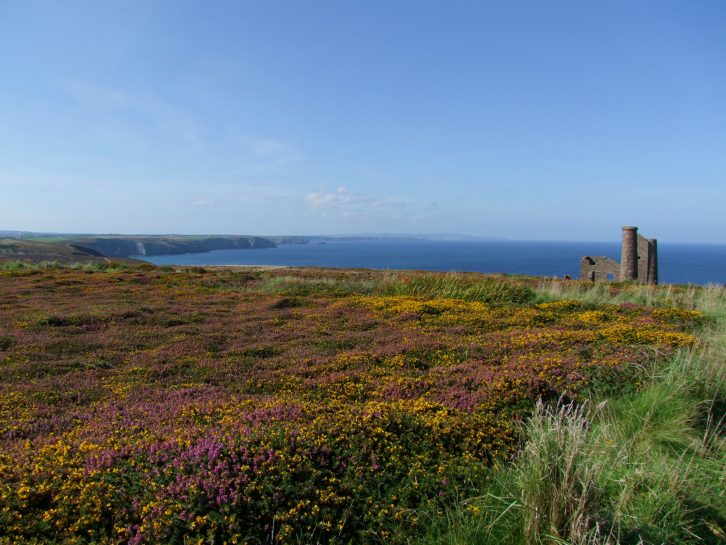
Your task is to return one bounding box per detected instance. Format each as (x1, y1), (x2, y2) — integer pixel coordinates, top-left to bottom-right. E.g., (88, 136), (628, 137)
(517, 401), (603, 545)
(536, 278), (726, 315)
(249, 275), (380, 296)
(378, 273), (534, 304)
(416, 282), (726, 545)
(245, 271), (535, 304)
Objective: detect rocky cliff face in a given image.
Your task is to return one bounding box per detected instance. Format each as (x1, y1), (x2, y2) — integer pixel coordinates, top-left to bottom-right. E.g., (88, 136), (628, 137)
(69, 236), (276, 257)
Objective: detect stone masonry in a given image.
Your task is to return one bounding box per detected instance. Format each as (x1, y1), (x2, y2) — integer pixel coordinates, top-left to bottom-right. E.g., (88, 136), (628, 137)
(638, 234), (658, 285)
(580, 226), (658, 284)
(580, 256), (620, 281)
(620, 226), (638, 280)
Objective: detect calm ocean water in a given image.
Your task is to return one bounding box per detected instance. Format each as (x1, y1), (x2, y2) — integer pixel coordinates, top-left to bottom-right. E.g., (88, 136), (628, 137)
(137, 240), (726, 285)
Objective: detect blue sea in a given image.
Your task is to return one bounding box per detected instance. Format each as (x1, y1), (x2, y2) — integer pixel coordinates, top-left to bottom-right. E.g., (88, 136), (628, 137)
(136, 240), (726, 285)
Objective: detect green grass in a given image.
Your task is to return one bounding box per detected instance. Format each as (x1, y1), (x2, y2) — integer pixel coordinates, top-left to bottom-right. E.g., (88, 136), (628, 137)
(377, 273), (534, 304)
(0, 260), (134, 272)
(536, 277), (726, 312)
(249, 274), (380, 296)
(244, 271), (536, 304)
(416, 282), (726, 545)
(18, 236), (69, 243)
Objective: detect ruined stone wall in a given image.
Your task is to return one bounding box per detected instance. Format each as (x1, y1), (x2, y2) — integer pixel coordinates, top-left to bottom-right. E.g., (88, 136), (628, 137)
(638, 235), (658, 284)
(580, 226), (658, 284)
(581, 256), (620, 281)
(647, 239), (658, 284)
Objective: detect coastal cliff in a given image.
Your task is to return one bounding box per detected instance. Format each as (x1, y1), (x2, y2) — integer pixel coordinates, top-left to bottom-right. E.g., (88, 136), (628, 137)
(69, 236), (276, 257)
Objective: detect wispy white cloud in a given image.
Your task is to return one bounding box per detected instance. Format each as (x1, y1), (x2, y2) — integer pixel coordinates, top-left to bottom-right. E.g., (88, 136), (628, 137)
(61, 82), (308, 174)
(60, 81), (204, 150)
(60, 82), (136, 109)
(306, 186), (357, 208)
(224, 138), (305, 173)
(304, 186), (411, 222)
(191, 198), (216, 207)
(249, 139), (301, 161)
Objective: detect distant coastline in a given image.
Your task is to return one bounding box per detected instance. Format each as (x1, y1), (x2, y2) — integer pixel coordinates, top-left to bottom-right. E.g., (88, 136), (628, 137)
(2, 232), (724, 285)
(136, 239), (726, 286)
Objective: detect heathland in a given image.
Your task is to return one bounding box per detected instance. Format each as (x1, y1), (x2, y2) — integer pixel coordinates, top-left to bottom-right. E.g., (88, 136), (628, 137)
(0, 263), (723, 544)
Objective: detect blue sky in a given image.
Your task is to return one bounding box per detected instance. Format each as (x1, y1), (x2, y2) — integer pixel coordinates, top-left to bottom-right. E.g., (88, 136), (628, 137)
(1, 1), (725, 242)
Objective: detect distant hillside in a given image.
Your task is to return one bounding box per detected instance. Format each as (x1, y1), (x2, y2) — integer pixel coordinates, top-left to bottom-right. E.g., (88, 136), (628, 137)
(0, 239), (127, 264)
(68, 236), (275, 258)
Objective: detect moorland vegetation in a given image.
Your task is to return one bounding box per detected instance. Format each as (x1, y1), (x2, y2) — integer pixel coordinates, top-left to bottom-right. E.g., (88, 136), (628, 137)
(0, 263), (722, 544)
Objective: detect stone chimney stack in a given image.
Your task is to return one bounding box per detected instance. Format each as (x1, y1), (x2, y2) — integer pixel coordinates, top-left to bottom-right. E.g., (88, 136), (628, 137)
(620, 226), (638, 281)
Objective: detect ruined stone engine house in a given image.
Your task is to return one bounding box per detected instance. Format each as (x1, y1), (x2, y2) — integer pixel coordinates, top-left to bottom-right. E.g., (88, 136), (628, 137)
(581, 226), (658, 284)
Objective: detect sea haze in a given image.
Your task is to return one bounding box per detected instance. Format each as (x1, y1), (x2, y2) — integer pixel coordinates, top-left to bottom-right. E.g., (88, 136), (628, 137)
(136, 240), (726, 285)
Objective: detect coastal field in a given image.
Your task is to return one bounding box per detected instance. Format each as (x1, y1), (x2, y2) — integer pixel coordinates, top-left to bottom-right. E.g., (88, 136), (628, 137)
(0, 264), (722, 544)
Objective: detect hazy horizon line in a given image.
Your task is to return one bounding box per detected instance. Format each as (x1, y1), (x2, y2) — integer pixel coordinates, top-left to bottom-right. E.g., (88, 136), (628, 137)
(2, 229), (724, 246)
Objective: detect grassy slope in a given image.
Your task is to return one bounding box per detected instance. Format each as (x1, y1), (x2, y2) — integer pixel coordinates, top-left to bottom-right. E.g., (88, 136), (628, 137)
(418, 281), (725, 545)
(0, 239), (138, 265)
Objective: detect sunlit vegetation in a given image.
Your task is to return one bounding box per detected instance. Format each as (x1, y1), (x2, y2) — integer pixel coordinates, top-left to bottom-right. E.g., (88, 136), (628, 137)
(0, 264), (715, 544)
(417, 281), (726, 545)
